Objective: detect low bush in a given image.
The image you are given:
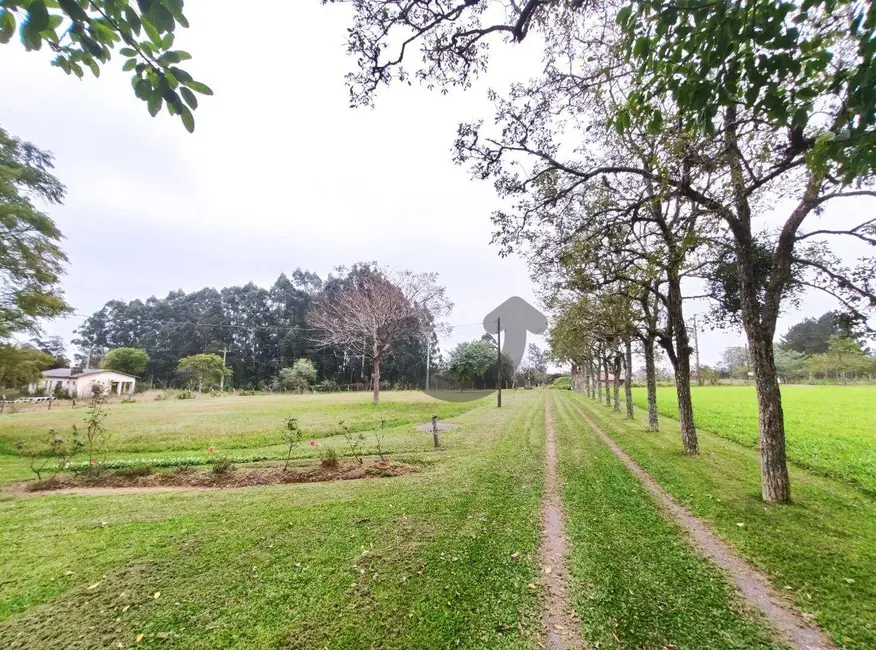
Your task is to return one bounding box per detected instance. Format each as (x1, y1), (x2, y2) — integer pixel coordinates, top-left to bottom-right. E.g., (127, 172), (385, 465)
(319, 446), (339, 468)
(177, 390), (195, 400)
(211, 456), (234, 475)
(313, 380), (340, 393)
(548, 376), (572, 390)
(113, 464), (152, 478)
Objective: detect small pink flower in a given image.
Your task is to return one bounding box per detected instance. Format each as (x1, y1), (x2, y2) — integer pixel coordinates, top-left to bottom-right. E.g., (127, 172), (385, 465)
(208, 445), (216, 454)
(90, 459), (96, 464)
(309, 440), (317, 446)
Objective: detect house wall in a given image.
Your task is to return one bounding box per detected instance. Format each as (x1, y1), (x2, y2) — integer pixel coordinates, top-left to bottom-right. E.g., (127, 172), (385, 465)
(72, 372), (137, 399)
(33, 372), (136, 399)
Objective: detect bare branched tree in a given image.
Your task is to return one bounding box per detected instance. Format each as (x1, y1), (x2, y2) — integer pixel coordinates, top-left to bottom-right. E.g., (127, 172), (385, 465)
(308, 267), (452, 403)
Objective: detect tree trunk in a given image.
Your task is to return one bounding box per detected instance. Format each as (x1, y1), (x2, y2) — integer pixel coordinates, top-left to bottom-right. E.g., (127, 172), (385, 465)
(644, 336), (659, 432)
(668, 272), (698, 455)
(726, 105), (795, 503)
(612, 354), (621, 412)
(624, 340), (634, 419)
(603, 357), (612, 406)
(596, 363), (602, 402)
(746, 330), (791, 503)
(371, 344), (381, 404)
(736, 239), (791, 503)
(588, 361), (595, 398)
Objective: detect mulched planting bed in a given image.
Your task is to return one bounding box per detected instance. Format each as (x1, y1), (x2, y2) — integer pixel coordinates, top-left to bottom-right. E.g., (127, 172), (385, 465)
(11, 460), (415, 493)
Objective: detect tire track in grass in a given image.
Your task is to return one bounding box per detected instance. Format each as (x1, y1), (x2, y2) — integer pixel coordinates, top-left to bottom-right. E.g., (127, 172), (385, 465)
(540, 400), (585, 649)
(571, 400), (836, 650)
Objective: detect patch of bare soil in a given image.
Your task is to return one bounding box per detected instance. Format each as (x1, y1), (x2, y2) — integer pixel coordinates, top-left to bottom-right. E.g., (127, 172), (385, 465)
(5, 460), (415, 496)
(540, 402), (585, 649)
(575, 405), (837, 650)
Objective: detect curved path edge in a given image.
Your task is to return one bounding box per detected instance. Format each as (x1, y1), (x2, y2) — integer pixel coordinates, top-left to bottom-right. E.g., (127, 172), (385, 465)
(540, 401), (586, 649)
(573, 403), (836, 650)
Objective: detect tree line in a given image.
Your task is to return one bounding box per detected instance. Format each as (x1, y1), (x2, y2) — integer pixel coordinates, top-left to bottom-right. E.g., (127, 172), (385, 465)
(716, 312), (876, 384)
(71, 264), (446, 395)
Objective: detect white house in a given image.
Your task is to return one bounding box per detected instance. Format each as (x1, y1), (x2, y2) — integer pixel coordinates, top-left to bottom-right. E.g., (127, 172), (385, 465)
(31, 368), (137, 399)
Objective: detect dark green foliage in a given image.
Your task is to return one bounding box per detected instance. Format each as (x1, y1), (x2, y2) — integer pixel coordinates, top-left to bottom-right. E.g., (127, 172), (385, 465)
(113, 463), (152, 478)
(705, 238), (804, 328)
(177, 353), (229, 392)
(619, 0), (876, 179)
(0, 0), (210, 131)
(446, 340), (497, 389)
(0, 127), (71, 339)
(100, 347), (149, 376)
(29, 336), (68, 368)
(175, 389), (194, 400)
(781, 311), (867, 355)
(0, 343), (54, 389)
(74, 268), (435, 390)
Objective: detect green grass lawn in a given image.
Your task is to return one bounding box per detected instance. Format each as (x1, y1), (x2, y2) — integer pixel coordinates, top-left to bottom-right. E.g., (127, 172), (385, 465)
(0, 391), (487, 482)
(568, 391), (876, 650)
(630, 385), (876, 493)
(0, 391), (545, 649)
(549, 393), (782, 650)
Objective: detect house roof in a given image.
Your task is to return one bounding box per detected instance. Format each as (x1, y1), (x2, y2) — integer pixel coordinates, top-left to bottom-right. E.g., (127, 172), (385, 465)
(41, 368), (138, 379)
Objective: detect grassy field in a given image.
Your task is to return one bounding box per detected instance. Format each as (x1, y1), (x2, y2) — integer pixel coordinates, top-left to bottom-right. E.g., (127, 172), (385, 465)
(631, 385), (876, 493)
(0, 391), (546, 649)
(1, 388), (868, 648)
(0, 391), (488, 482)
(548, 393), (782, 649)
(569, 391), (876, 650)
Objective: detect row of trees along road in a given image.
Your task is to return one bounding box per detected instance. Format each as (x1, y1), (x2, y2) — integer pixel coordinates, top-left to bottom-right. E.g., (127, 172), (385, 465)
(326, 1), (876, 504)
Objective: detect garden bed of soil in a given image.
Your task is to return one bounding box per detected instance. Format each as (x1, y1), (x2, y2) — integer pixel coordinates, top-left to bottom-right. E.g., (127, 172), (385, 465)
(8, 460), (415, 494)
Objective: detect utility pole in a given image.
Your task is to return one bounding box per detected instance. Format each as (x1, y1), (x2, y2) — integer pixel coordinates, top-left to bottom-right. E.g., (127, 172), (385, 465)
(692, 315), (702, 387)
(497, 317), (502, 408)
(220, 346), (228, 390)
(85, 346), (93, 370)
(425, 335), (431, 391)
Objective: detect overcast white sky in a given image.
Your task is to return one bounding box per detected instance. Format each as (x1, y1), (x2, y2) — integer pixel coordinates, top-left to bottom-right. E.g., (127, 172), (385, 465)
(2, 1), (866, 369)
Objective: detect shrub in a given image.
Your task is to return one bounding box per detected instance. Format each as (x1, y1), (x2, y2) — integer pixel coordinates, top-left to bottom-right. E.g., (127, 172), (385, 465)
(211, 456), (234, 475)
(374, 417), (387, 461)
(177, 390), (195, 400)
(113, 464), (152, 478)
(314, 380), (340, 393)
(548, 376), (572, 390)
(120, 396), (137, 404)
(153, 392), (167, 401)
(82, 394), (110, 465)
(339, 420), (365, 465)
(282, 417), (302, 471)
(319, 446), (339, 468)
(238, 389), (256, 396)
(16, 427), (83, 480)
